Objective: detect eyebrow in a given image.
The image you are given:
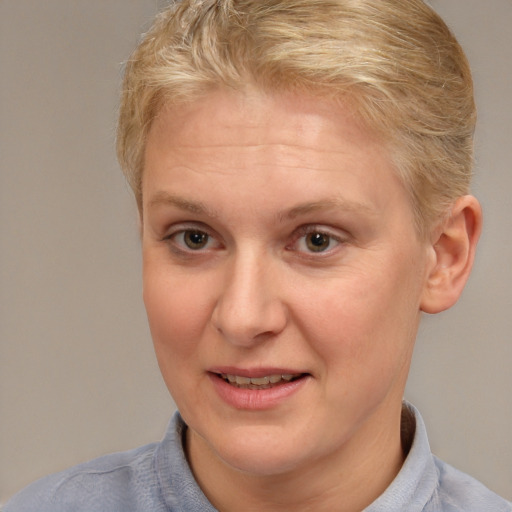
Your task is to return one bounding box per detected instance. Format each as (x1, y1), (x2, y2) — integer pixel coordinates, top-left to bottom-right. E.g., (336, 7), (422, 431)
(147, 192), (219, 218)
(280, 198), (377, 221)
(147, 191), (376, 222)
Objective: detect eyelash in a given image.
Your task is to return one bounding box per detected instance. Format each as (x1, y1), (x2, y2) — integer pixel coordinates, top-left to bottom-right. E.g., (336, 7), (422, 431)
(162, 224), (346, 257)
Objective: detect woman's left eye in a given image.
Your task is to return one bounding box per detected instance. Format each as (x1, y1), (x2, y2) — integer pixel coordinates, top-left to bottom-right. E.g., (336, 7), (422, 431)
(292, 228), (342, 254)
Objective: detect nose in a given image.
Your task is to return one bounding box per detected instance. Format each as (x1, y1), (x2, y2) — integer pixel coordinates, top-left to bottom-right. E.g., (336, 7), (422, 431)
(211, 251), (288, 347)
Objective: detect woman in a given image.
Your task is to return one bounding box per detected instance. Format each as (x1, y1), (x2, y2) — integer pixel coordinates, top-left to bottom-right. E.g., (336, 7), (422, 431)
(6, 1), (511, 510)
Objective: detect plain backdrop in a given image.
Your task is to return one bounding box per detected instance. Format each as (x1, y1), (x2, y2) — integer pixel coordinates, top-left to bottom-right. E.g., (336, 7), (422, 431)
(1, 0), (511, 504)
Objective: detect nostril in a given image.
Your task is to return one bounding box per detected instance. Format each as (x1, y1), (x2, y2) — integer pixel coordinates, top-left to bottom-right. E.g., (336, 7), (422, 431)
(211, 303), (287, 346)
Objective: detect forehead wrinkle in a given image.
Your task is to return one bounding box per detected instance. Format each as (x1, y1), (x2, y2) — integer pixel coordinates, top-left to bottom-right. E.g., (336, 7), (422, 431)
(167, 144), (356, 176)
(172, 143), (359, 167)
(167, 142), (351, 152)
(146, 191), (219, 218)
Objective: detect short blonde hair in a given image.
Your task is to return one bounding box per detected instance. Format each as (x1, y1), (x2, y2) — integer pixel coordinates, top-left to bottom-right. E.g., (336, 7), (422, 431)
(117, 0), (475, 237)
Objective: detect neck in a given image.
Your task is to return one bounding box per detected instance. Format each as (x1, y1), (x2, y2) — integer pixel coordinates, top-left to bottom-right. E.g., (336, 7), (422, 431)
(186, 403), (405, 512)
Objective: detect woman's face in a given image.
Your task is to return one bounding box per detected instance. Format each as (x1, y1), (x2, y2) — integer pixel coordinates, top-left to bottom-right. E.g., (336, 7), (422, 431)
(141, 89), (433, 478)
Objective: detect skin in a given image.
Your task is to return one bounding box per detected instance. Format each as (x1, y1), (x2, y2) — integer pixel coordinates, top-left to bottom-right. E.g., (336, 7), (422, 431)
(140, 88), (481, 512)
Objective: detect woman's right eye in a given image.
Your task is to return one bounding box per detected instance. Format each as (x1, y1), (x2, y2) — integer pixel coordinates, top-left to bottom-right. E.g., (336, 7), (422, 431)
(165, 228), (221, 252)
(181, 230), (210, 250)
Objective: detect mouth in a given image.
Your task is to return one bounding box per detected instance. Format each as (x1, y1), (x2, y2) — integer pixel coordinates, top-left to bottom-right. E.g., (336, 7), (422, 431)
(208, 369), (310, 409)
(214, 372), (306, 390)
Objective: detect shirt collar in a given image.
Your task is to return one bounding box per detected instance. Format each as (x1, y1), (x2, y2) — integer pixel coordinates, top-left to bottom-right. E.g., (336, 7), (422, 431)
(155, 413), (217, 511)
(364, 402), (438, 511)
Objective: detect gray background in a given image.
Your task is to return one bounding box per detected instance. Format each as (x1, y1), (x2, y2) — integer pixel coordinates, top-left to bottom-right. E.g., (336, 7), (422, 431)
(1, 0), (511, 504)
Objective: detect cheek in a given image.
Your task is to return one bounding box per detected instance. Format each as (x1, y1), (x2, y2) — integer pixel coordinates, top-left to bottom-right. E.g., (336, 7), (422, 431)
(142, 262), (214, 378)
(294, 262), (421, 381)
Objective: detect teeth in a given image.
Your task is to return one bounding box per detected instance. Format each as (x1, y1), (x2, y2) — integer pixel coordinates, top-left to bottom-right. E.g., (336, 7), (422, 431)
(250, 376), (270, 385)
(220, 373), (301, 388)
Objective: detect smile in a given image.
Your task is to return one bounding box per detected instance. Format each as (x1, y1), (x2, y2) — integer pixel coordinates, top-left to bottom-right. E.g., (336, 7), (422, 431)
(219, 373), (303, 389)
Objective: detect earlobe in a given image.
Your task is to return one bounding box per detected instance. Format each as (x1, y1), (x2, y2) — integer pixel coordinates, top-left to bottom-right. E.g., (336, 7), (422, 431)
(420, 195), (482, 314)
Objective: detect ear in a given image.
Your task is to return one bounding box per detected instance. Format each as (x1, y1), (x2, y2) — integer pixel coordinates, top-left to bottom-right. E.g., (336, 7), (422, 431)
(420, 195), (482, 314)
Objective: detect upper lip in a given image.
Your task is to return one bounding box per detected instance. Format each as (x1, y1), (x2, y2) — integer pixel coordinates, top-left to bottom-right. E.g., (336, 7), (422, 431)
(208, 367), (308, 378)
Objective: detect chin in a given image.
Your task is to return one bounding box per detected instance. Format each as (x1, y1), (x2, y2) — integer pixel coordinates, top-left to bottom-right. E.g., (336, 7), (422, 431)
(218, 443), (309, 477)
(196, 421), (327, 477)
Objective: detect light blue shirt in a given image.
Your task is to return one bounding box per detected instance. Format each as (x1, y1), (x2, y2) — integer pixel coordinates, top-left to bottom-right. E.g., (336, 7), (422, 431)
(5, 403), (511, 511)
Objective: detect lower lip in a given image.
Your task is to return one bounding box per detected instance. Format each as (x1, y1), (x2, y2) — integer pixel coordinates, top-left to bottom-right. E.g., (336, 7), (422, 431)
(208, 373), (309, 410)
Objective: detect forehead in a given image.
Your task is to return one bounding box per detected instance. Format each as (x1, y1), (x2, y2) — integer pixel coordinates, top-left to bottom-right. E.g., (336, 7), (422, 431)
(142, 88), (412, 230)
(152, 88), (379, 148)
(146, 88), (388, 179)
